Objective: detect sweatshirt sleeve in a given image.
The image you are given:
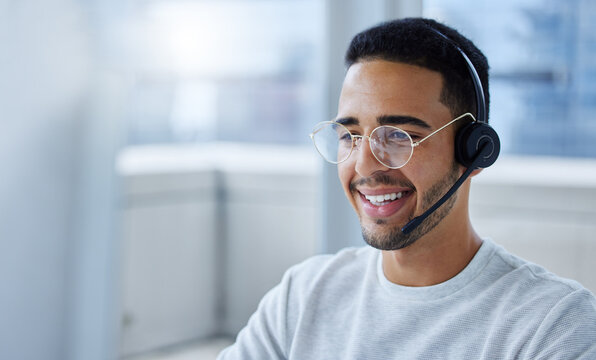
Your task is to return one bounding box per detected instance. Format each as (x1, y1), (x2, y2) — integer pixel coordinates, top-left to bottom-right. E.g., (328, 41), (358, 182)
(216, 268), (294, 360)
(524, 288), (596, 360)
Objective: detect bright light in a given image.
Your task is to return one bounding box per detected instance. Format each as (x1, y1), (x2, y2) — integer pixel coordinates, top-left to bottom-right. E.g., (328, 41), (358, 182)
(126, 1), (320, 77)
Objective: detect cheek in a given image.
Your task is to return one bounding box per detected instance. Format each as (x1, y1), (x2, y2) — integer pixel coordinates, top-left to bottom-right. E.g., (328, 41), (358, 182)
(426, 131), (455, 163)
(337, 162), (355, 194)
(408, 139), (456, 185)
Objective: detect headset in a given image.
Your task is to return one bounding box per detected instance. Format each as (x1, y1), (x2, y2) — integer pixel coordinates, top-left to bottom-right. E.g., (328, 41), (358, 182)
(401, 27), (501, 235)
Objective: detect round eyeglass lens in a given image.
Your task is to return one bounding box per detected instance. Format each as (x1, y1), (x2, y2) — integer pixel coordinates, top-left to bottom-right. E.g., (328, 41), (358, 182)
(370, 126), (414, 168)
(311, 122), (353, 164)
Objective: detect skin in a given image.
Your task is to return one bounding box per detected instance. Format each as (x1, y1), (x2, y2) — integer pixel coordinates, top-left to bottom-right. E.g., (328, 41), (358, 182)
(337, 60), (483, 287)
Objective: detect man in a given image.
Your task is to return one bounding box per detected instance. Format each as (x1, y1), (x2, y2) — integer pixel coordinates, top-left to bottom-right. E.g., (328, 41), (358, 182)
(218, 18), (596, 359)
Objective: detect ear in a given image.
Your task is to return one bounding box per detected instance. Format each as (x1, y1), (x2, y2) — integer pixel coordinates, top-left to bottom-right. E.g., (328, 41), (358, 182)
(470, 168), (483, 178)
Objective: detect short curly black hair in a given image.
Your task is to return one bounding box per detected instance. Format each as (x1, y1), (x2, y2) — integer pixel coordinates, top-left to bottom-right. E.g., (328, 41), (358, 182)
(345, 18), (490, 122)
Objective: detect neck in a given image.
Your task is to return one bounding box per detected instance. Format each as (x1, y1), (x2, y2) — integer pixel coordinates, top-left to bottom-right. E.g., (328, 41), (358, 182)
(381, 207), (482, 287)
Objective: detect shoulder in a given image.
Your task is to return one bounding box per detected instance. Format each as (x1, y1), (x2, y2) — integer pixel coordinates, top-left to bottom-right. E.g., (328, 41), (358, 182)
(486, 241), (596, 356)
(525, 282), (596, 358)
(489, 241), (589, 299)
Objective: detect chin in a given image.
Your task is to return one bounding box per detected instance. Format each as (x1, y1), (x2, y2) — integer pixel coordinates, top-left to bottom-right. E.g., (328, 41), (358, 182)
(360, 220), (417, 251)
(360, 192), (458, 251)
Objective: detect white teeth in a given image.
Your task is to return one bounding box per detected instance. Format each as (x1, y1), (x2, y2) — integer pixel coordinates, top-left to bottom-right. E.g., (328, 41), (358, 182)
(364, 192), (404, 205)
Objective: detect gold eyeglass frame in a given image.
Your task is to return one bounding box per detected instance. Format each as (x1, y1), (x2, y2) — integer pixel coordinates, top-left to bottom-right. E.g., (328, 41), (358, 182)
(309, 112), (475, 169)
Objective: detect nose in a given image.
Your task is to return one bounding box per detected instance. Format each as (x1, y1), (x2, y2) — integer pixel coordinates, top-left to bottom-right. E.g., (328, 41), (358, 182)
(354, 136), (390, 177)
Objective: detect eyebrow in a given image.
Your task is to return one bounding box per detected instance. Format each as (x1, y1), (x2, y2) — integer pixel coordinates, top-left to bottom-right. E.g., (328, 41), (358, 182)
(335, 115), (431, 129)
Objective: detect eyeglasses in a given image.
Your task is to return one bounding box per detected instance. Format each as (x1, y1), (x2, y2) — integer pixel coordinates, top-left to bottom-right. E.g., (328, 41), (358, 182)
(309, 112), (474, 169)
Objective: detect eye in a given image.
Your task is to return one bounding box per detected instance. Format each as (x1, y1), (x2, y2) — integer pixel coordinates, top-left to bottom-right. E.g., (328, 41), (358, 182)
(384, 128), (411, 142)
(394, 128), (422, 141)
(389, 130), (408, 139)
(339, 131), (352, 142)
(333, 125), (353, 143)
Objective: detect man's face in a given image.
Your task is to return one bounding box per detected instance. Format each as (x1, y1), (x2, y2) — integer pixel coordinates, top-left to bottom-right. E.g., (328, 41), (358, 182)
(337, 60), (462, 250)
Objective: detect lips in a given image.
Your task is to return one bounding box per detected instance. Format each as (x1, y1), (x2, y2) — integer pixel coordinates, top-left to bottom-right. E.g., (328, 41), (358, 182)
(358, 189), (412, 218)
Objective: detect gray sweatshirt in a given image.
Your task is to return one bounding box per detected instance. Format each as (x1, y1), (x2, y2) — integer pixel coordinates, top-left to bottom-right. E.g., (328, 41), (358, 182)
(218, 238), (596, 359)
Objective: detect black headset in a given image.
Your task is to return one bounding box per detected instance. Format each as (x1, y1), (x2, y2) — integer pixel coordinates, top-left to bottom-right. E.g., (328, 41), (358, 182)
(430, 27), (500, 169)
(401, 27), (501, 234)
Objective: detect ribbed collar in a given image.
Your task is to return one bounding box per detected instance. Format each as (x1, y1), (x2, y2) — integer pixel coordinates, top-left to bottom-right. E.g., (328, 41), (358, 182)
(376, 238), (497, 301)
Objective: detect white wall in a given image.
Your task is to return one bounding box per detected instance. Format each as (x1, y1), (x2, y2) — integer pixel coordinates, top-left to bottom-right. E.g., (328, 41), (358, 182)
(119, 170), (219, 356)
(470, 156), (596, 292)
(117, 144), (320, 354)
(222, 162), (320, 333)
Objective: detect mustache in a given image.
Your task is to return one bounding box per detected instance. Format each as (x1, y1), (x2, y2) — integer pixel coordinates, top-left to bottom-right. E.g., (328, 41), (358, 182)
(349, 173), (416, 193)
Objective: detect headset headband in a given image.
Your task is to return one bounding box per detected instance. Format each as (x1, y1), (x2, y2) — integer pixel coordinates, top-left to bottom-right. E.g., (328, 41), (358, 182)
(428, 27), (487, 124)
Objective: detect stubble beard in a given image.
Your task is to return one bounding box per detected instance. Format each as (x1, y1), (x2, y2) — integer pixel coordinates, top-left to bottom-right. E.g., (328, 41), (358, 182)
(360, 161), (461, 251)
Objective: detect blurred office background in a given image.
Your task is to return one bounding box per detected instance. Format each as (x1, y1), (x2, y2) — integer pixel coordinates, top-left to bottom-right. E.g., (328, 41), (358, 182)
(1, 0), (595, 359)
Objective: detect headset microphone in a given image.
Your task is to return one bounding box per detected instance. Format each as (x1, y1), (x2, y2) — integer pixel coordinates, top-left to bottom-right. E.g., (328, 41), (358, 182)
(400, 26), (500, 235)
(401, 142), (494, 235)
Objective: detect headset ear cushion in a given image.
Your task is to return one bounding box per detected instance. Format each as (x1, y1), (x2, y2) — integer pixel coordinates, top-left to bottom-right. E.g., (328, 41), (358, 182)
(455, 123), (500, 168)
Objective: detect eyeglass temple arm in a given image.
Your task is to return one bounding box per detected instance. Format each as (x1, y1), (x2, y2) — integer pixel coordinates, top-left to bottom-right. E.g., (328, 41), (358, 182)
(413, 112), (475, 147)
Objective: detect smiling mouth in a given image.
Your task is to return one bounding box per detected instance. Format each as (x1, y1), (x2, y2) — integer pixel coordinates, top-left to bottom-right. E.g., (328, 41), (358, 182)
(357, 189), (413, 219)
(363, 191), (405, 206)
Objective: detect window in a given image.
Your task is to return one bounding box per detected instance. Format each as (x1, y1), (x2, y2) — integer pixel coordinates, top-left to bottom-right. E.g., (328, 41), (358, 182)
(124, 0), (325, 146)
(424, 0), (596, 157)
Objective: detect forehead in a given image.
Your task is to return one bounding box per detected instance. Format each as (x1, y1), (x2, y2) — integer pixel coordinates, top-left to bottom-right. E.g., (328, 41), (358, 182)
(338, 60), (450, 128)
